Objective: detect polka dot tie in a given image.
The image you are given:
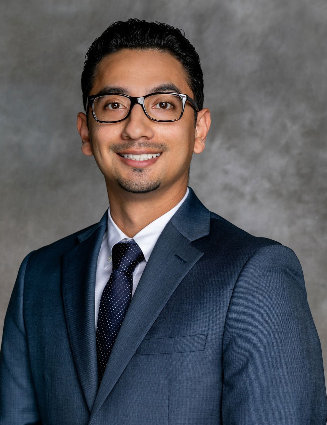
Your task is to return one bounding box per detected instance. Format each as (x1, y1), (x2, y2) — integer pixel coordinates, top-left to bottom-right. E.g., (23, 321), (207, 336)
(96, 240), (144, 382)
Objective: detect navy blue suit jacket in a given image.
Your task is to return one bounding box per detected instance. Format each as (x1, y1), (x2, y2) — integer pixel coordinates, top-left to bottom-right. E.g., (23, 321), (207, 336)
(1, 189), (326, 424)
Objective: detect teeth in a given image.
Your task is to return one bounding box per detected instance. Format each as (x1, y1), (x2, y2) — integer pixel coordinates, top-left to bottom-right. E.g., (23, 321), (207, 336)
(121, 153), (161, 161)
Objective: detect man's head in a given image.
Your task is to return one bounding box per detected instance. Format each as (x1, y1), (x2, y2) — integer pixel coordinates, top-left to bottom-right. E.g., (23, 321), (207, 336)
(77, 19), (210, 207)
(81, 19), (204, 112)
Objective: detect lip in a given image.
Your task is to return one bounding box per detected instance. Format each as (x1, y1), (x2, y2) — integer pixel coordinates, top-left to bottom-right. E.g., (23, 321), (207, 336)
(117, 151), (162, 168)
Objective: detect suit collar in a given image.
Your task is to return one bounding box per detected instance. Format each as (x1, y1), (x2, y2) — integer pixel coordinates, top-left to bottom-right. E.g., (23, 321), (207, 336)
(170, 186), (210, 241)
(76, 187), (210, 245)
(105, 189), (189, 263)
(77, 211), (107, 243)
(75, 187), (209, 250)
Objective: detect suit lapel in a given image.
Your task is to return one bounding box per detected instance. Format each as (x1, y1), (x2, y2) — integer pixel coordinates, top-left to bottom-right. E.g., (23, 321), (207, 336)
(90, 189), (210, 419)
(62, 214), (107, 411)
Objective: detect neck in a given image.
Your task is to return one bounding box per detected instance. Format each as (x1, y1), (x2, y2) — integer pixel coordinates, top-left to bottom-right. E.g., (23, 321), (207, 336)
(107, 186), (187, 237)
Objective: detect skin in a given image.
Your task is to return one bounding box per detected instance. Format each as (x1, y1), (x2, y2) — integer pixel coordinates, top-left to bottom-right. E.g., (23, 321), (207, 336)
(77, 48), (211, 237)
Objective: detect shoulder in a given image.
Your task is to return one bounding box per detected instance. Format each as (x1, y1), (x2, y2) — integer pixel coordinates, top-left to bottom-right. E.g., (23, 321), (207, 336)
(22, 214), (107, 269)
(210, 210), (303, 275)
(202, 210), (287, 267)
(198, 207), (310, 336)
(209, 210), (278, 248)
(178, 188), (298, 275)
(209, 212), (308, 342)
(175, 188), (281, 257)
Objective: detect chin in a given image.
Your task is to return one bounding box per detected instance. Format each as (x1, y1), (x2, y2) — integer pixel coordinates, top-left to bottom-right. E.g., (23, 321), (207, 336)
(117, 179), (161, 194)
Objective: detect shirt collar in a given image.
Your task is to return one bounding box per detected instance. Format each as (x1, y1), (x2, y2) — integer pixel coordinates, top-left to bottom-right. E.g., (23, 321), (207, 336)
(107, 188), (189, 262)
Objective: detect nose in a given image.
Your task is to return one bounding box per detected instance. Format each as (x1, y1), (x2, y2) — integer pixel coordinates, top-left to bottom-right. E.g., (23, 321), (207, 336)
(121, 102), (154, 140)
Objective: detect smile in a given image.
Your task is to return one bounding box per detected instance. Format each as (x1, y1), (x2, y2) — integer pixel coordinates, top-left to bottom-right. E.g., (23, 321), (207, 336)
(119, 153), (161, 161)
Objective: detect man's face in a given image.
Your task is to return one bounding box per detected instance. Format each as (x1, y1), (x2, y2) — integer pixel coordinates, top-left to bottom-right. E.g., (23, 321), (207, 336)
(77, 48), (210, 200)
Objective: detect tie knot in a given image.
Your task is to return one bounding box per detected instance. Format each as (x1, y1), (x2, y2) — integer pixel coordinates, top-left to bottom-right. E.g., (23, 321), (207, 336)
(111, 240), (144, 274)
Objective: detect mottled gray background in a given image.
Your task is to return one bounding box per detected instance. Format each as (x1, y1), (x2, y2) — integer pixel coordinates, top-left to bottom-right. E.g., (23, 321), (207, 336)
(1, 0), (326, 377)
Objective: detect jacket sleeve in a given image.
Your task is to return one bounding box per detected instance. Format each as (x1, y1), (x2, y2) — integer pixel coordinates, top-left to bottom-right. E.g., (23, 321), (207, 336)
(222, 244), (327, 424)
(0, 253), (42, 425)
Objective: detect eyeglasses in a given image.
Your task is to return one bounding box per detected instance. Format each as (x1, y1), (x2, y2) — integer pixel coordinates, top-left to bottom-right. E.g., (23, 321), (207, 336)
(87, 92), (199, 123)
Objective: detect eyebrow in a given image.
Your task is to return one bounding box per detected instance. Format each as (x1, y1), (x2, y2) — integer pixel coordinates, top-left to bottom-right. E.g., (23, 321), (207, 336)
(91, 83), (182, 98)
(148, 84), (182, 94)
(91, 86), (128, 97)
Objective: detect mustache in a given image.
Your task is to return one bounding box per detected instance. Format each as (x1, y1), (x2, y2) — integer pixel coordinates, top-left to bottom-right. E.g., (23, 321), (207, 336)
(111, 141), (167, 152)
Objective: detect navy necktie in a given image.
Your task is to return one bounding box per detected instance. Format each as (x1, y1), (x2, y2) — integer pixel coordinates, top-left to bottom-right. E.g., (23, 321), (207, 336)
(96, 240), (144, 381)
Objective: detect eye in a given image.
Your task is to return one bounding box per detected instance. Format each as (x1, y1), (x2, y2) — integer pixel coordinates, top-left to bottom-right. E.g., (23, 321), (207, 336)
(154, 101), (174, 110)
(104, 102), (125, 110)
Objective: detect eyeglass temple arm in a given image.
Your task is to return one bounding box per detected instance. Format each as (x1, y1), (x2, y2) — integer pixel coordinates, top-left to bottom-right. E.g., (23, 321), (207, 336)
(185, 95), (199, 112)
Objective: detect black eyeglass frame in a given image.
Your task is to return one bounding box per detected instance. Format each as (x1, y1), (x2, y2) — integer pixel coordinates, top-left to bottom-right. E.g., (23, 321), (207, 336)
(86, 92), (199, 123)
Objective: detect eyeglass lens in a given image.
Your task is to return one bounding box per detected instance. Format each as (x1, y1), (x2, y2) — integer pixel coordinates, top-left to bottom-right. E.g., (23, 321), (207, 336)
(92, 93), (184, 122)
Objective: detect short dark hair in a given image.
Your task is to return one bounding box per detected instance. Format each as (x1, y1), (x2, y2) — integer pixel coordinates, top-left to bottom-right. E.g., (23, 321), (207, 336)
(81, 19), (204, 111)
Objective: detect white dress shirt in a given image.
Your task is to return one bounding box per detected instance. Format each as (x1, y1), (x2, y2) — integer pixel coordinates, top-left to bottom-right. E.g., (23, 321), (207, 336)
(94, 188), (189, 325)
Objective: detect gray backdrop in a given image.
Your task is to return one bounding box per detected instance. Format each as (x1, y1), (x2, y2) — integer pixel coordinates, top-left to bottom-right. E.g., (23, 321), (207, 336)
(1, 0), (326, 379)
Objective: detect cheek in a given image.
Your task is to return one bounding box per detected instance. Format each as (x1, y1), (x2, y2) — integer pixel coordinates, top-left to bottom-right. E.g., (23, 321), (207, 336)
(158, 122), (195, 148)
(90, 125), (108, 141)
(90, 125), (121, 151)
(173, 127), (196, 158)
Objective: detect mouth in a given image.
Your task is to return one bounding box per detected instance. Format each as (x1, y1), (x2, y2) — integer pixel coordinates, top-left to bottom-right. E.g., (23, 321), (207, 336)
(117, 151), (162, 168)
(118, 153), (161, 161)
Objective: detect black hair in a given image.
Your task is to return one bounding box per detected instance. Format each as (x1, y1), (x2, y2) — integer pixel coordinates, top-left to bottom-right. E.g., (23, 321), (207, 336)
(81, 18), (204, 111)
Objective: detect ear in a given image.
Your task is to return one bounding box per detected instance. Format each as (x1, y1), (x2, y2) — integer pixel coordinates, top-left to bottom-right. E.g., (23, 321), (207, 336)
(77, 112), (93, 156)
(193, 108), (211, 154)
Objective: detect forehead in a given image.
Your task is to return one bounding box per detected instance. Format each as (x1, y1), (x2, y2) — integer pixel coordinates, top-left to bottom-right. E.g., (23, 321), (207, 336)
(91, 48), (192, 96)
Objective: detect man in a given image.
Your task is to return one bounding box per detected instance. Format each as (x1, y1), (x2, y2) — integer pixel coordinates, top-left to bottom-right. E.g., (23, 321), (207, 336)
(0, 18), (326, 425)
